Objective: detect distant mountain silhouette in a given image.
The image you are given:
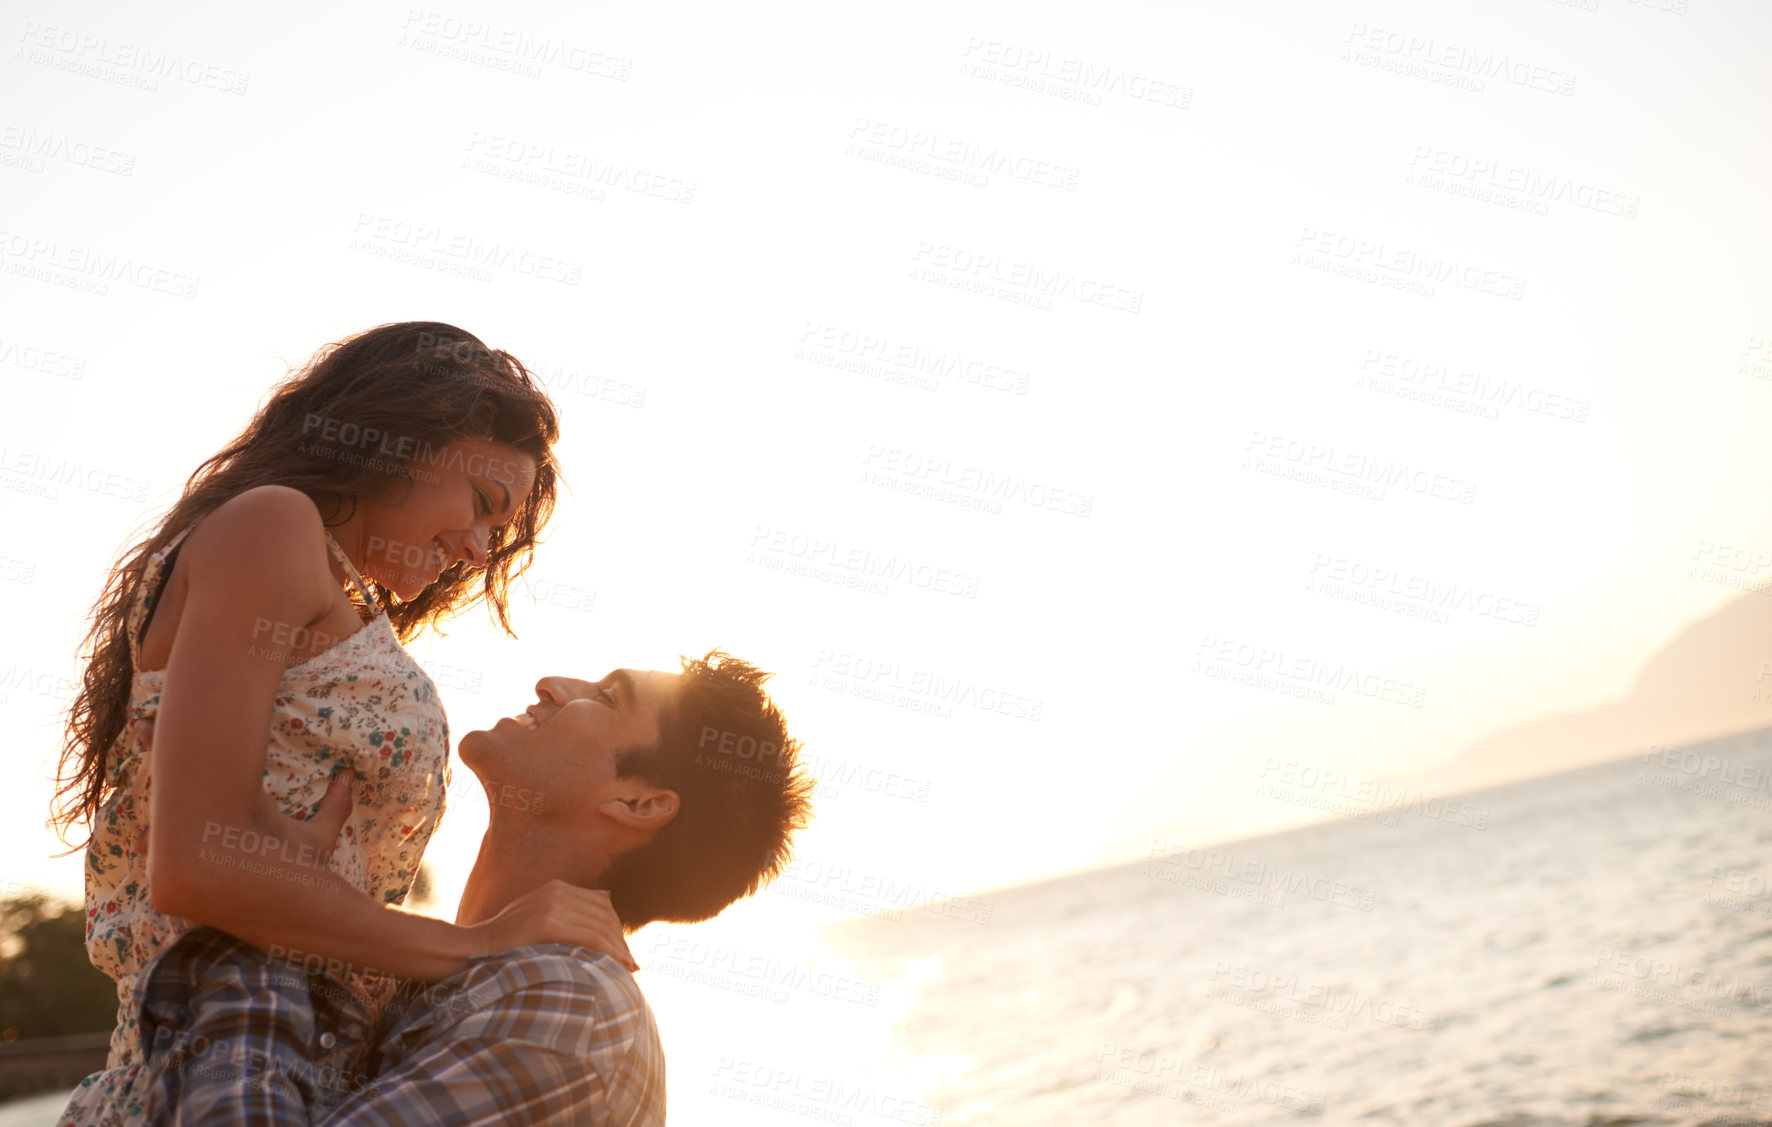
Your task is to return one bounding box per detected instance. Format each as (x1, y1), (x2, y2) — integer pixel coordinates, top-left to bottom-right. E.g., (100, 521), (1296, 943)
(1412, 587), (1772, 794)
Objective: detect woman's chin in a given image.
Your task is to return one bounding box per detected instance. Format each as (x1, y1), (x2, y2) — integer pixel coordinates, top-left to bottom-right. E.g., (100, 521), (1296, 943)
(386, 577), (432, 603)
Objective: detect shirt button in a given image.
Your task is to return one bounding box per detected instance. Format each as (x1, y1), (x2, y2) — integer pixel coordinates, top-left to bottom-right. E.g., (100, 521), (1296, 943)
(319, 1032), (337, 1049)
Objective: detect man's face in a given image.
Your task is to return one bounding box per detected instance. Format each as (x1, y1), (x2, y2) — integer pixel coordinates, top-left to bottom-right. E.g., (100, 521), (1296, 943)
(460, 669), (681, 814)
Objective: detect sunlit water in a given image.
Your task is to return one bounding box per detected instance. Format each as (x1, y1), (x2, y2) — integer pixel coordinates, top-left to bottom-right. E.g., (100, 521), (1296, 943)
(823, 733), (1772, 1126)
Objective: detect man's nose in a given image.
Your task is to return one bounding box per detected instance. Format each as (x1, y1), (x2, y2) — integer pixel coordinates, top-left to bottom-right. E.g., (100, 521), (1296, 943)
(533, 676), (590, 706)
(535, 676), (565, 706)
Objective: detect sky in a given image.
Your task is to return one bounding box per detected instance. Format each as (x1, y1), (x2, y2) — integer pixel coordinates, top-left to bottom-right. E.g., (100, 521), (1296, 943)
(3, 0), (1771, 1118)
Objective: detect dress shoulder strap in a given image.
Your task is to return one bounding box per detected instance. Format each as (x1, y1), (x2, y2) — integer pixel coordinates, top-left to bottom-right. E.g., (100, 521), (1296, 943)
(126, 524), (201, 668)
(323, 530), (383, 614)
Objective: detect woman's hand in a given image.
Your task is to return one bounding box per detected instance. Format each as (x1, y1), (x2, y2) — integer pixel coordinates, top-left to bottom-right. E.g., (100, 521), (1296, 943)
(467, 880), (639, 973)
(133, 717), (354, 865)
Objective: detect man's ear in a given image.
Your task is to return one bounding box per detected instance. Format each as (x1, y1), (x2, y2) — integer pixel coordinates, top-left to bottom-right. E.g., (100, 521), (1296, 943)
(598, 786), (679, 832)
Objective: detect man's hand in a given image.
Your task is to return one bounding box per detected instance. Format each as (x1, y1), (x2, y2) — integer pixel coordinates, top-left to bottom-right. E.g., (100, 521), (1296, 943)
(131, 717), (354, 864)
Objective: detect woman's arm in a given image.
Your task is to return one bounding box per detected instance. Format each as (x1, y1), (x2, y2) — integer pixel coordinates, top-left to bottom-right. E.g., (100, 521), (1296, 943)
(145, 486), (631, 980)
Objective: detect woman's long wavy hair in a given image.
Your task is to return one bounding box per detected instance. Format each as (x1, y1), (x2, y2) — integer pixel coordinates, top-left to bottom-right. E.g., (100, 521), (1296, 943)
(50, 321), (561, 845)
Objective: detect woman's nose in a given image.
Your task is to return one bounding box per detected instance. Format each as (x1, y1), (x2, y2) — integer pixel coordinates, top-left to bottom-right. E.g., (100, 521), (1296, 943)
(451, 530), (488, 570)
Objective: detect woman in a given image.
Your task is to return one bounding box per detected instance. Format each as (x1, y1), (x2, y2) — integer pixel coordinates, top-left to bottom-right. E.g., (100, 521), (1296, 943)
(51, 322), (631, 1127)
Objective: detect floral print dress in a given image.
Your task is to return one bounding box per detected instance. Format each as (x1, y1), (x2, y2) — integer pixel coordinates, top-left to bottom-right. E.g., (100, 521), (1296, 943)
(57, 523), (450, 1127)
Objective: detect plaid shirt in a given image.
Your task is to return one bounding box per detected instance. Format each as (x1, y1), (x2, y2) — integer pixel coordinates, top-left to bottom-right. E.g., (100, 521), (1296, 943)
(129, 927), (665, 1127)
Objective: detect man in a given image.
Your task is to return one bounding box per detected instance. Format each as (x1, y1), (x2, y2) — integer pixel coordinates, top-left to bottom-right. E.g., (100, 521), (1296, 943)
(129, 650), (814, 1126)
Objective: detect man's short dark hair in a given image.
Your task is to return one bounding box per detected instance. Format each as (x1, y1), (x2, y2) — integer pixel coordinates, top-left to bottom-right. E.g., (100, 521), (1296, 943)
(600, 650), (814, 928)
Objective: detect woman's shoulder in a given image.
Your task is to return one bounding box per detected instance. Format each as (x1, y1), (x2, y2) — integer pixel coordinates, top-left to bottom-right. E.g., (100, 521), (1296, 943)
(204, 484), (327, 534)
(176, 486), (337, 595)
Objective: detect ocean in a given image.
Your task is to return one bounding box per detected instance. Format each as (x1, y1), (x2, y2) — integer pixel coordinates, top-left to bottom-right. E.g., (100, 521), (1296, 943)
(9, 733), (1770, 1126)
(822, 732), (1772, 1126)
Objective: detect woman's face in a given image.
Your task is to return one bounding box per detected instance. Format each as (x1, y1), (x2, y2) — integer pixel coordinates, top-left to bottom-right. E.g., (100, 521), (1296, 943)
(358, 436), (539, 600)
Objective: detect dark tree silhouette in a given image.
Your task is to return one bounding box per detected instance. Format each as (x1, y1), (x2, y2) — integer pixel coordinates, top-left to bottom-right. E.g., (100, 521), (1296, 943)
(0, 893), (117, 1040)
